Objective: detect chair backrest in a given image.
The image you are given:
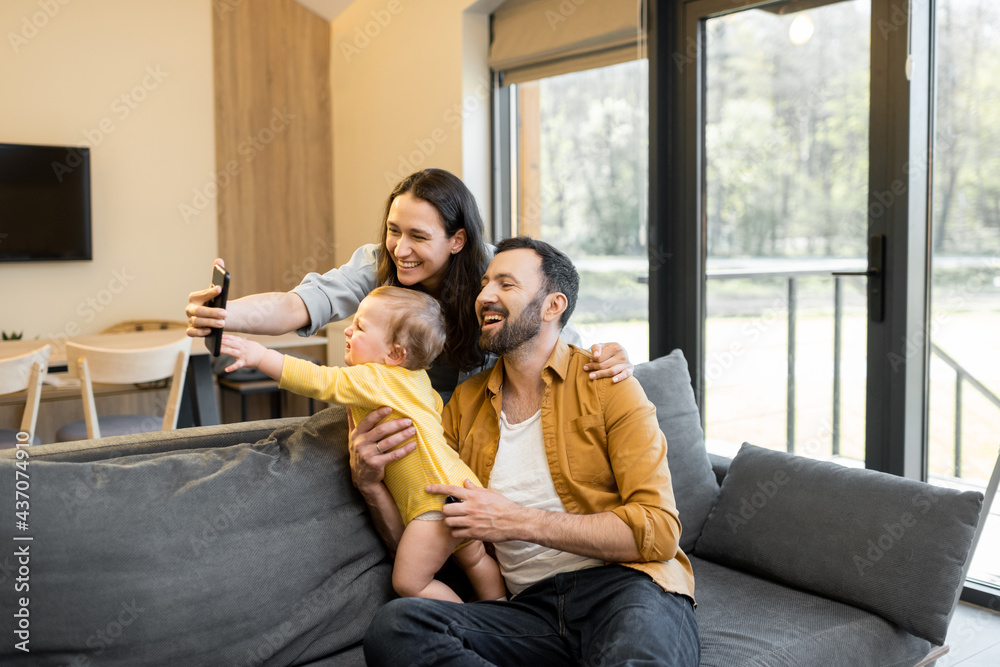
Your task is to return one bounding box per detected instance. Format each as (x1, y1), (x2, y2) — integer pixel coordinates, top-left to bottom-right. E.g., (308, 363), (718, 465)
(100, 319), (188, 334)
(0, 345), (51, 441)
(66, 337), (191, 439)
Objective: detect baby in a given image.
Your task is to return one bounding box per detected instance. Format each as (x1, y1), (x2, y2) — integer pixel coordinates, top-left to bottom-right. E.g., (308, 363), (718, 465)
(221, 286), (505, 603)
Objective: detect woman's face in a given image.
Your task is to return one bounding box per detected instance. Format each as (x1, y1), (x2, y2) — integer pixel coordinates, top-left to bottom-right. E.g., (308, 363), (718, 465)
(384, 193), (466, 296)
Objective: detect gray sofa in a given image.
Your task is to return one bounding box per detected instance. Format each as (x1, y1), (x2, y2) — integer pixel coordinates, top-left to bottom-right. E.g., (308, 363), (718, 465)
(0, 350), (984, 666)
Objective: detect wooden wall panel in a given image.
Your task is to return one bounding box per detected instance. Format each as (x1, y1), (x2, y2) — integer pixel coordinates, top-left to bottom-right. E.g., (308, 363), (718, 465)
(213, 0), (333, 298)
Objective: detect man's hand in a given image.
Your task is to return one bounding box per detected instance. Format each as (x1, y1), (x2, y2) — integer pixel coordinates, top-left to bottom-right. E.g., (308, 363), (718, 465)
(583, 342), (634, 383)
(347, 407), (415, 553)
(430, 481), (641, 562)
(348, 407), (417, 495)
(428, 480), (526, 543)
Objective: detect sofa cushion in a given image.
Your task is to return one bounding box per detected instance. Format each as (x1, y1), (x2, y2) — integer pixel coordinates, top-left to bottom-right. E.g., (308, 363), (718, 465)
(694, 443), (983, 646)
(633, 349), (719, 552)
(0, 406), (392, 666)
(690, 555), (932, 667)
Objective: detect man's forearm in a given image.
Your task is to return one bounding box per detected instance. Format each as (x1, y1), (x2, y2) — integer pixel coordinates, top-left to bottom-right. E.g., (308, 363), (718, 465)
(359, 483), (405, 555)
(225, 292), (311, 335)
(513, 507), (640, 563)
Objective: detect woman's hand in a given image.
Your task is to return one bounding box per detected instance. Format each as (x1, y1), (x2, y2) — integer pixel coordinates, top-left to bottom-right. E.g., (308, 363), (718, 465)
(583, 342), (634, 383)
(347, 407), (418, 495)
(186, 259), (227, 338)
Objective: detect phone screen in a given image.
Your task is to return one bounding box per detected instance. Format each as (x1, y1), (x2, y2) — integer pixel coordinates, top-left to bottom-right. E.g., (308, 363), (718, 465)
(204, 265), (230, 356)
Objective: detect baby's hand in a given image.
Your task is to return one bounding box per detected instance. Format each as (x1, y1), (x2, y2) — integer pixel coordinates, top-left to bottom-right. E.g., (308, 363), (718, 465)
(220, 334), (267, 373)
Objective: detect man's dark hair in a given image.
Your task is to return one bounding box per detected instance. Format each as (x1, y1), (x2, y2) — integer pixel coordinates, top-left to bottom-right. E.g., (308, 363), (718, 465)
(494, 236), (579, 328)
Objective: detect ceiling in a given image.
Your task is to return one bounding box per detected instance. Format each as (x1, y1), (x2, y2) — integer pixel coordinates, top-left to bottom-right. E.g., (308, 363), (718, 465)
(293, 0), (356, 21)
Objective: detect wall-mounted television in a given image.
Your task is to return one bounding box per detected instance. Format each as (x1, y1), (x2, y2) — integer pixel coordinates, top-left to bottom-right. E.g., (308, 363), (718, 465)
(0, 142), (92, 262)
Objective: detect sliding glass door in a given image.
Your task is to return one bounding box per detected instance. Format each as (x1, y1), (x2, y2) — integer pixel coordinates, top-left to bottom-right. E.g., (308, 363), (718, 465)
(927, 0), (1000, 597)
(655, 0), (932, 471)
(701, 1), (871, 461)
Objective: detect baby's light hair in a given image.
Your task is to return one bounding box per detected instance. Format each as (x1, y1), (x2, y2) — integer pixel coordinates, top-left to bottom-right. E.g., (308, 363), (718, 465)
(368, 286), (446, 371)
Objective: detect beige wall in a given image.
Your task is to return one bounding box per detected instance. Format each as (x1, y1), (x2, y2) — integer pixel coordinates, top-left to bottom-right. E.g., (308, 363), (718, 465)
(0, 0), (215, 339)
(330, 0), (496, 265)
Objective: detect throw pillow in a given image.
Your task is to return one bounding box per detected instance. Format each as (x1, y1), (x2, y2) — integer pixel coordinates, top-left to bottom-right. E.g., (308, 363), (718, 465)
(694, 443), (983, 646)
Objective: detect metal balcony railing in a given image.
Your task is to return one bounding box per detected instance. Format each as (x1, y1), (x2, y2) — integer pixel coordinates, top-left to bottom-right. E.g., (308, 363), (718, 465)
(929, 342), (1000, 477)
(706, 262), (1000, 473)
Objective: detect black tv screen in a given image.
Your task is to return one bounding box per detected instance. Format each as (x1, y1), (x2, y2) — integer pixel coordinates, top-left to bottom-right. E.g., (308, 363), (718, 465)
(0, 143), (92, 262)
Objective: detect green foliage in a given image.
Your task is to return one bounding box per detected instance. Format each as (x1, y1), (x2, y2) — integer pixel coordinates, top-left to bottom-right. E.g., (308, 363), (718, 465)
(524, 0), (999, 263)
(705, 3), (870, 259)
(574, 269), (647, 323)
(536, 60), (649, 258)
(2, 331), (24, 340)
(703, 0), (1000, 259)
(933, 0), (1000, 253)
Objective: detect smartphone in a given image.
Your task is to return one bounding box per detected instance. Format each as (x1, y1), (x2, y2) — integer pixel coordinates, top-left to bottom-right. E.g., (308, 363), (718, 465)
(204, 264), (230, 356)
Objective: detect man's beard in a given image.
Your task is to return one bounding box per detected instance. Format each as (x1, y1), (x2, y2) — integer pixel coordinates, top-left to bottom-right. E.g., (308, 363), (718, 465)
(479, 291), (546, 356)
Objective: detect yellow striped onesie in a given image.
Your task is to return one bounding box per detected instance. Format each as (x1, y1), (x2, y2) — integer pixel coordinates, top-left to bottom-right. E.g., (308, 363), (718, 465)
(279, 356), (482, 525)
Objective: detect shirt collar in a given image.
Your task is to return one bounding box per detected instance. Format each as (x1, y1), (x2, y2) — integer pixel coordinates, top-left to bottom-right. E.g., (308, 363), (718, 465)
(485, 336), (573, 396)
(546, 336), (572, 381)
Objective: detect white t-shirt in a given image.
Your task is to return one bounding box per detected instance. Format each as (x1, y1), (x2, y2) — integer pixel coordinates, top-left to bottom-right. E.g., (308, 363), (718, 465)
(489, 409), (603, 595)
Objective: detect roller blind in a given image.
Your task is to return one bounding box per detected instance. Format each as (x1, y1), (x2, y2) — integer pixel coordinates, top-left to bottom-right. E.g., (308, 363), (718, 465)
(489, 0), (645, 85)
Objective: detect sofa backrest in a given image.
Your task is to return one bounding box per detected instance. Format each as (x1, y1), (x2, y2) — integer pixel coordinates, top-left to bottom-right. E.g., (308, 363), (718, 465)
(633, 349), (720, 552)
(0, 407), (392, 666)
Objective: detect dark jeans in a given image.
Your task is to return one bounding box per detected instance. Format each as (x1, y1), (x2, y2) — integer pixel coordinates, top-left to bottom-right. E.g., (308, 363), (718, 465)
(364, 564), (700, 667)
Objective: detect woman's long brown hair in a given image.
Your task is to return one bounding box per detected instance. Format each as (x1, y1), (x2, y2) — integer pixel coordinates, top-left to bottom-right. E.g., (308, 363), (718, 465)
(375, 169), (489, 372)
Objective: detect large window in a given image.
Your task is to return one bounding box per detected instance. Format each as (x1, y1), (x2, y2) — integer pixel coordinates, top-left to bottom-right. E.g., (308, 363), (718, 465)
(654, 0), (998, 606)
(928, 0), (1000, 592)
(489, 0), (649, 357)
(500, 61), (650, 359)
(703, 1), (870, 460)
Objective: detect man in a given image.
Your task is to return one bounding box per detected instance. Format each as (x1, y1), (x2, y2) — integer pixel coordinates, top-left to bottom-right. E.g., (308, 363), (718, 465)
(355, 237), (698, 666)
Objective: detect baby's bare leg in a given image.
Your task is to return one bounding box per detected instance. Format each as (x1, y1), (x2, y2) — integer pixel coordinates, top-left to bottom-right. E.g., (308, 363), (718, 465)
(393, 519), (464, 602)
(453, 540), (506, 601)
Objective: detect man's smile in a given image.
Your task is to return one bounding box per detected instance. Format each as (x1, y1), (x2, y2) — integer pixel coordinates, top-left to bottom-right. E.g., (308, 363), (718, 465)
(480, 308), (507, 330)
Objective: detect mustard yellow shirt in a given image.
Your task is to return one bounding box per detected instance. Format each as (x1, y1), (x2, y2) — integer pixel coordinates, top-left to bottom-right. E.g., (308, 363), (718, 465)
(280, 357), (482, 525)
(440, 339), (696, 602)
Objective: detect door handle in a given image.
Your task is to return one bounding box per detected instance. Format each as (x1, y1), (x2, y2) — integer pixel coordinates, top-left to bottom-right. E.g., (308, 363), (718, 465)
(832, 233), (885, 323)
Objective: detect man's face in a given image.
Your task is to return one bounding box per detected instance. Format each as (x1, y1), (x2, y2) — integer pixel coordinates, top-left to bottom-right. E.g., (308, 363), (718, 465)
(477, 249), (547, 356)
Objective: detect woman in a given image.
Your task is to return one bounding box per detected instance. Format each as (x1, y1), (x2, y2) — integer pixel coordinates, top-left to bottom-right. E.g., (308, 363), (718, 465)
(186, 168), (632, 399)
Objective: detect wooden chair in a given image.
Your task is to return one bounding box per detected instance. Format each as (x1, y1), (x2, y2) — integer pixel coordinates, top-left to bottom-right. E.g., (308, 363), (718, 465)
(0, 345), (51, 447)
(55, 337), (190, 441)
